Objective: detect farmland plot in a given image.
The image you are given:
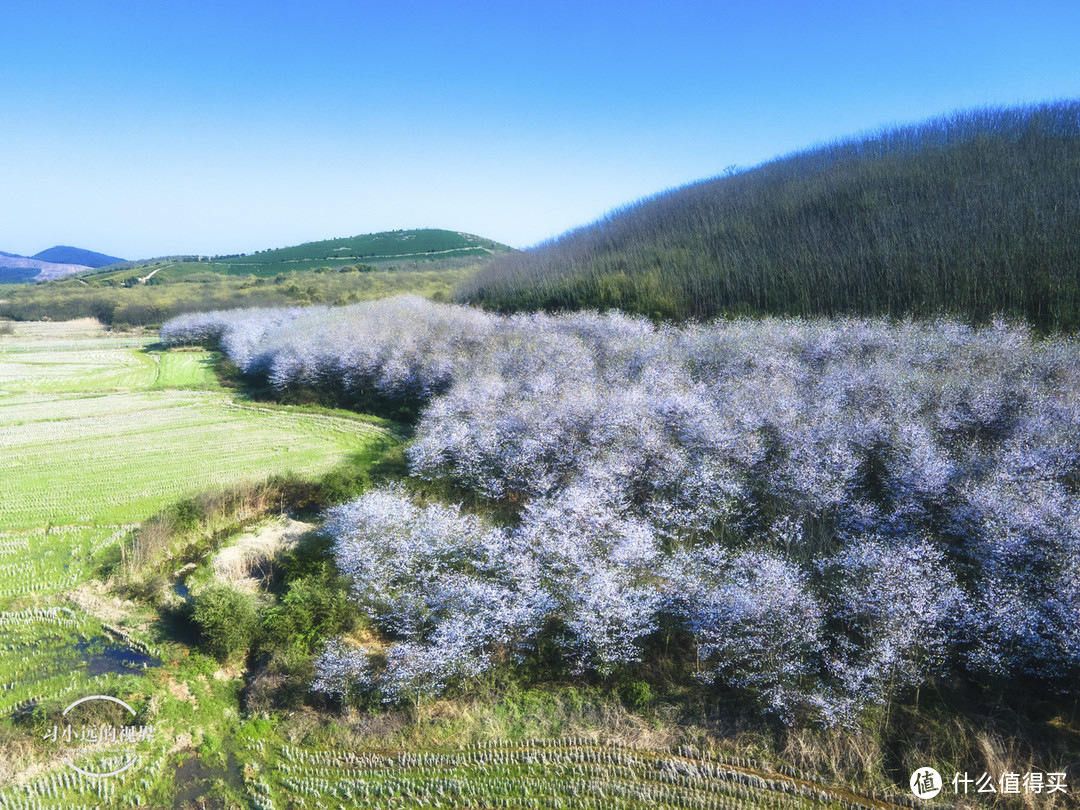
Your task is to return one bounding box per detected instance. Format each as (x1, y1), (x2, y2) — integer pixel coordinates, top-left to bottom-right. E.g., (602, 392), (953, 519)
(242, 738), (896, 810)
(0, 389), (376, 528)
(0, 321), (388, 728)
(0, 325), (386, 532)
(0, 346), (156, 394)
(0, 735), (900, 810)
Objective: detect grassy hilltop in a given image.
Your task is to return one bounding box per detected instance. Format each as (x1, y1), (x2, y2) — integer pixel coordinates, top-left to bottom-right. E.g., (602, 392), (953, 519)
(84, 228), (511, 283)
(461, 101), (1080, 331)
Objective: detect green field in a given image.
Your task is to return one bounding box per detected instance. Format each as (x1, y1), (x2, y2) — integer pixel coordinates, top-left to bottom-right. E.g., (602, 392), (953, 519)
(0, 319), (390, 784)
(0, 324), (384, 531)
(0, 733), (893, 809)
(240, 738), (868, 810)
(219, 228), (510, 273)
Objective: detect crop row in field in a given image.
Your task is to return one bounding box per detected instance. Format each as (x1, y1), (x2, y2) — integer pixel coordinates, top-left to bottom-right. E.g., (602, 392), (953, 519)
(0, 389), (384, 529)
(0, 347), (156, 394)
(0, 527), (118, 605)
(0, 333), (218, 396)
(0, 605), (105, 715)
(0, 737), (907, 810)
(0, 526), (134, 716)
(0, 744), (172, 809)
(244, 739), (904, 810)
(149, 351), (219, 390)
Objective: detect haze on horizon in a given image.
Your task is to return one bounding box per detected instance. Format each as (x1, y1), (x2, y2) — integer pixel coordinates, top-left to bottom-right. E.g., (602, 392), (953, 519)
(1, 0), (1077, 261)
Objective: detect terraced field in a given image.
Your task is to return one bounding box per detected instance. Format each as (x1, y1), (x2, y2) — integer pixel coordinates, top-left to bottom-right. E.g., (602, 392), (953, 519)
(0, 736), (910, 809)
(0, 320), (389, 727)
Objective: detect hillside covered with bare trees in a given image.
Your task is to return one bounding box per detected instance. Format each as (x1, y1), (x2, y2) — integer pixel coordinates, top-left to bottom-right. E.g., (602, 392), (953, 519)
(461, 102), (1080, 332)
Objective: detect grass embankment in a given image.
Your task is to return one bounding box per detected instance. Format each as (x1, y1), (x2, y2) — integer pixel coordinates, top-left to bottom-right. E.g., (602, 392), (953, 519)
(462, 101), (1080, 332)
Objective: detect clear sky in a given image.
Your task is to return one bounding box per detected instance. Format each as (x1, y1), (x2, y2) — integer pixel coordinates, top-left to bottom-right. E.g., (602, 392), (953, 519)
(2, 1), (1078, 260)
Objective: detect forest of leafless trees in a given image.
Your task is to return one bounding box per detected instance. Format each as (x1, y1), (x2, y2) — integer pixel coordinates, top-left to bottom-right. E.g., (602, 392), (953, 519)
(460, 102), (1080, 332)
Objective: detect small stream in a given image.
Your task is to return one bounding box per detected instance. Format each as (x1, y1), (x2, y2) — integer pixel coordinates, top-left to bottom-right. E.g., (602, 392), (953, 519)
(76, 638), (162, 675)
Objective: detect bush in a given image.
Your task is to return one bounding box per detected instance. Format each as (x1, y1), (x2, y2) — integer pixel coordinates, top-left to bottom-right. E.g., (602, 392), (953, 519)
(171, 497), (204, 533)
(267, 473), (322, 513)
(318, 465), (370, 505)
(262, 574), (354, 654)
(193, 585), (259, 661)
(128, 515), (175, 572)
(168, 297), (1080, 723)
(619, 680), (653, 711)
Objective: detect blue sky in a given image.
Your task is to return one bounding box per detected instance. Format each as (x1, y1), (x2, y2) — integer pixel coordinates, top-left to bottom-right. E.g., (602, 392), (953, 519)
(2, 1), (1078, 259)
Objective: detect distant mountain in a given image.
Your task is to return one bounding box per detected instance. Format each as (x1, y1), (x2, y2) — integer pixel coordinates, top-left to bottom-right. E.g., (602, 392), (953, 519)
(0, 245), (126, 284)
(461, 100), (1080, 332)
(0, 252), (92, 283)
(0, 265), (41, 284)
(5, 230), (508, 286)
(32, 246), (124, 268)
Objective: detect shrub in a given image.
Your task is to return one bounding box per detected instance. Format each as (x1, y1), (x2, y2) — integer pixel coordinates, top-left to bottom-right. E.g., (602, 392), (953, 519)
(166, 299), (1080, 722)
(262, 574), (354, 654)
(171, 497), (203, 533)
(619, 680), (652, 711)
(193, 584), (259, 661)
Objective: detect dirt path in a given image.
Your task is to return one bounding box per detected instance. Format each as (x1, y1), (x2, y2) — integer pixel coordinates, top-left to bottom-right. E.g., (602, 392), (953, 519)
(138, 265), (168, 283)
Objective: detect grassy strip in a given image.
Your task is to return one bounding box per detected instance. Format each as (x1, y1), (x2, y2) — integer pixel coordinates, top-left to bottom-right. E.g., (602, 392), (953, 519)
(0, 263), (481, 327)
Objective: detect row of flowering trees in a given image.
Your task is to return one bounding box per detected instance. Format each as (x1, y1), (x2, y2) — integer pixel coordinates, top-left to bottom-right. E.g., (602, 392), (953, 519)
(162, 297), (1080, 724)
(307, 486), (967, 725)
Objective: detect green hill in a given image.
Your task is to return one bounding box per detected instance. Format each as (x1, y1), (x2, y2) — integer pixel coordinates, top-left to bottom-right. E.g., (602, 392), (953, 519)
(460, 101), (1080, 331)
(222, 228), (510, 271)
(80, 228), (512, 285)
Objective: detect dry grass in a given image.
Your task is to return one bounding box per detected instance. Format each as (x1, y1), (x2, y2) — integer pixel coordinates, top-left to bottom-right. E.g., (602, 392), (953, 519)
(64, 579), (138, 625)
(211, 517), (313, 591)
(775, 703), (1079, 808)
(128, 514), (174, 572)
(780, 725), (885, 792)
